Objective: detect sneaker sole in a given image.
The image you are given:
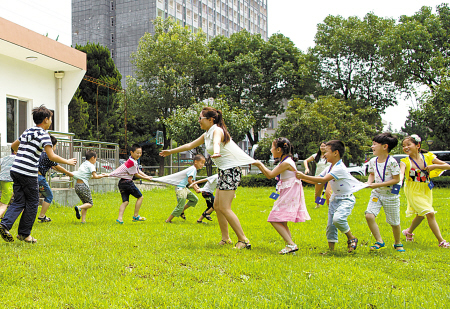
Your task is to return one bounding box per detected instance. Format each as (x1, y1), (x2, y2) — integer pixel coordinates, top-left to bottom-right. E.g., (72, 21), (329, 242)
(0, 226), (14, 242)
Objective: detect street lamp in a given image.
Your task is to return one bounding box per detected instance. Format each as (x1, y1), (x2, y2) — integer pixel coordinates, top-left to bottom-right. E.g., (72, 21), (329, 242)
(427, 140), (433, 149)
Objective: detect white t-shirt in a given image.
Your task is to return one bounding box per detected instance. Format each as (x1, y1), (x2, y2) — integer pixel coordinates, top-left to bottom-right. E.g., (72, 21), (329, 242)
(320, 160), (367, 196)
(312, 153), (331, 176)
(73, 161), (96, 187)
(200, 174), (219, 193)
(368, 156), (400, 194)
(204, 124), (255, 170)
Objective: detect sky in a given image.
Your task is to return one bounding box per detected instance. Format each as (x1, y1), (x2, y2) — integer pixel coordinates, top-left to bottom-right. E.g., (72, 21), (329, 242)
(0, 0), (446, 130)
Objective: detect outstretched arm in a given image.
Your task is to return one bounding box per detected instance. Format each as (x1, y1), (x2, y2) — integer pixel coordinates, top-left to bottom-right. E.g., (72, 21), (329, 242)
(369, 174), (400, 189)
(44, 145), (77, 166)
(159, 135), (205, 157)
(91, 171), (108, 179)
(253, 160), (294, 179)
(189, 178), (208, 188)
(427, 158), (450, 171)
(303, 156), (314, 175)
(135, 170), (153, 181)
(296, 171), (334, 184)
(53, 165), (74, 177)
(188, 176), (201, 193)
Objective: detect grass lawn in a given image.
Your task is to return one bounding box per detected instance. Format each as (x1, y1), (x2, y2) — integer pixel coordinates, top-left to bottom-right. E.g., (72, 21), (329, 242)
(1, 186), (449, 308)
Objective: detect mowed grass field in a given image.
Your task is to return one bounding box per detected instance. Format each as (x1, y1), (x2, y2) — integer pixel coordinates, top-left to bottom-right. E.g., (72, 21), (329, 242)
(0, 186), (449, 308)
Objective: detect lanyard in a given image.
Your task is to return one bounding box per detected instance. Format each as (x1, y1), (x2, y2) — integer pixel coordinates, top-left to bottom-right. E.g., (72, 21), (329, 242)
(321, 164), (334, 194)
(375, 155), (389, 182)
(409, 153), (426, 171)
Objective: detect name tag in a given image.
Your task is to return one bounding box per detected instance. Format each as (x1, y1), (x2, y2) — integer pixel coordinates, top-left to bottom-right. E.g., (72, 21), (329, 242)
(428, 181), (435, 190)
(391, 184), (401, 195)
(269, 192), (280, 200)
(315, 196), (326, 205)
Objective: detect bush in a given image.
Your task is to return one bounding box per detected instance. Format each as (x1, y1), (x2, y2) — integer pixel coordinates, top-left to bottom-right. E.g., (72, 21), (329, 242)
(430, 176), (450, 188)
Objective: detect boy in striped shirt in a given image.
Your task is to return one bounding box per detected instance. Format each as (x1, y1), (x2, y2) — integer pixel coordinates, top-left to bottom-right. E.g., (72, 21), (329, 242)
(0, 105), (77, 244)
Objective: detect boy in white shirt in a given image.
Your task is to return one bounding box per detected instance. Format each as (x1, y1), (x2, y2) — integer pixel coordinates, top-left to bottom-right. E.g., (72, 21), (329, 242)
(73, 150), (108, 223)
(296, 140), (366, 253)
(189, 174), (218, 223)
(365, 133), (404, 252)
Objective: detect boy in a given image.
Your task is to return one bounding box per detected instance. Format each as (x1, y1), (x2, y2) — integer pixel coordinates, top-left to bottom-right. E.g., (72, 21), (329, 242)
(109, 144), (153, 224)
(365, 133), (404, 252)
(189, 174), (218, 223)
(37, 135), (74, 223)
(72, 150), (109, 223)
(0, 148), (17, 218)
(296, 140), (366, 253)
(165, 154), (205, 223)
(0, 105), (76, 243)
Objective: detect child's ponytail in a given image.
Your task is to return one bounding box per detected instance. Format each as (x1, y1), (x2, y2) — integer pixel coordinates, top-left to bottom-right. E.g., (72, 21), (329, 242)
(202, 107), (231, 144)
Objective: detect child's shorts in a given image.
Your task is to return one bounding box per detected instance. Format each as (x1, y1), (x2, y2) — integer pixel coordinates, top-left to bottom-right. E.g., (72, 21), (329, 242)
(365, 191), (400, 226)
(118, 179), (142, 202)
(218, 167), (241, 191)
(0, 181), (13, 204)
(202, 191), (215, 209)
(75, 182), (93, 205)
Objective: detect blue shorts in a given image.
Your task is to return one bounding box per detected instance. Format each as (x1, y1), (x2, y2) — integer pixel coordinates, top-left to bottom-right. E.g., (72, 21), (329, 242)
(118, 179), (142, 202)
(38, 174), (53, 204)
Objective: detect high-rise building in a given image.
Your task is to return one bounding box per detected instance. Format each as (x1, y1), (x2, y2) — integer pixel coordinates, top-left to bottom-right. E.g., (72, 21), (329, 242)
(72, 0), (268, 87)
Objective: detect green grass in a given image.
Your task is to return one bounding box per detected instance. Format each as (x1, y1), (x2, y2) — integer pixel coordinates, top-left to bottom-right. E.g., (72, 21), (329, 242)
(1, 186), (450, 308)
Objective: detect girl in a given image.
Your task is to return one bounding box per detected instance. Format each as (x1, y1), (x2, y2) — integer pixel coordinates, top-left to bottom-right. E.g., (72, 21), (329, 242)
(253, 137), (310, 254)
(303, 142), (332, 208)
(400, 134), (450, 248)
(160, 107), (255, 249)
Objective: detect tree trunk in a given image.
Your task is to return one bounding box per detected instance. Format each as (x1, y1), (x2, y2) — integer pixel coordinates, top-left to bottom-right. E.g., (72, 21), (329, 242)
(205, 156), (213, 176)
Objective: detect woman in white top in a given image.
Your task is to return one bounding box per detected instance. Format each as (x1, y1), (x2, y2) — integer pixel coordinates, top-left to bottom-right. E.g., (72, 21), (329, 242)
(303, 142), (332, 208)
(160, 107), (254, 249)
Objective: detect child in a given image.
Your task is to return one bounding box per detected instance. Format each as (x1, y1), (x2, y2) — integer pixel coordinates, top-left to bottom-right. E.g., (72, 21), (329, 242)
(303, 142), (332, 208)
(0, 148), (17, 218)
(109, 144), (153, 224)
(165, 154), (205, 223)
(37, 135), (74, 223)
(253, 137), (310, 254)
(399, 134), (450, 248)
(296, 140), (366, 253)
(0, 105), (76, 244)
(365, 133), (404, 252)
(72, 150), (109, 223)
(189, 174), (218, 223)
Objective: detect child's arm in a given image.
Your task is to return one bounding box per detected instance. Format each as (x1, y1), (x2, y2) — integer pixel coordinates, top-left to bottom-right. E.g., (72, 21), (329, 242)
(427, 158), (450, 171)
(44, 145), (77, 166)
(366, 172), (375, 185)
(52, 165), (74, 177)
(253, 160), (294, 179)
(296, 171), (334, 184)
(399, 162), (406, 184)
(187, 176), (201, 193)
(11, 139), (20, 152)
(368, 174), (400, 189)
(91, 171), (109, 179)
(189, 178), (209, 188)
(160, 135), (205, 157)
(303, 156), (314, 175)
(134, 170), (153, 181)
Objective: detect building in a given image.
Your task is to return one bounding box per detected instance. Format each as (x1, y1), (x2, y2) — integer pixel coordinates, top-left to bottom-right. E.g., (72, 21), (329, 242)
(72, 0), (268, 87)
(0, 17), (86, 156)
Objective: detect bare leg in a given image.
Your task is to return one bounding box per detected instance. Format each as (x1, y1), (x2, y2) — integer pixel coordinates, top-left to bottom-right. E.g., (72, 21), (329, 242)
(365, 213), (383, 243)
(38, 201), (51, 218)
(270, 222), (294, 245)
(117, 201), (129, 222)
(328, 242), (335, 250)
(133, 196), (144, 217)
(79, 203), (92, 223)
(197, 207), (215, 222)
(426, 212), (445, 243)
(166, 214), (174, 223)
(0, 202), (8, 218)
(408, 215), (424, 233)
(215, 189), (247, 246)
(392, 224), (401, 244)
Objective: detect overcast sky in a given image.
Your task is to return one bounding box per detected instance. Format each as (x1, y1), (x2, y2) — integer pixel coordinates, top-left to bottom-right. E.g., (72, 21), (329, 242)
(0, 0), (446, 130)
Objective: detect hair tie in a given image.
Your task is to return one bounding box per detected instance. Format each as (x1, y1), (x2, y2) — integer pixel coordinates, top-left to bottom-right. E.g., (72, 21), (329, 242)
(411, 134), (421, 143)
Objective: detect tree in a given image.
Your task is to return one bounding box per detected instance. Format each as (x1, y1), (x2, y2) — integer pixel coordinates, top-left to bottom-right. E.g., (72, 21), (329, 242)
(68, 91), (89, 137)
(276, 96), (380, 164)
(381, 4), (450, 91)
(130, 17), (209, 175)
(313, 13), (397, 111)
(208, 31), (303, 145)
(72, 43), (122, 141)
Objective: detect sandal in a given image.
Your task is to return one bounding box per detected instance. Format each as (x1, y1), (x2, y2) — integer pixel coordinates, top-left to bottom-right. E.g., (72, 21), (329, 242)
(37, 216), (52, 223)
(16, 235), (37, 244)
(202, 211), (213, 221)
(196, 220), (206, 224)
(132, 216), (146, 222)
(234, 240), (251, 250)
(393, 243), (406, 252)
(347, 238), (358, 253)
(402, 229), (414, 242)
(116, 219), (124, 224)
(439, 240), (450, 248)
(279, 244), (298, 255)
(0, 225), (14, 242)
(74, 206), (81, 220)
(370, 241), (386, 251)
(218, 238), (232, 245)
(180, 213), (186, 220)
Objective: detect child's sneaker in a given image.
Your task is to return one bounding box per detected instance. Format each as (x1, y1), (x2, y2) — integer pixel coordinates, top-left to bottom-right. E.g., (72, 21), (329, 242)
(439, 240), (450, 248)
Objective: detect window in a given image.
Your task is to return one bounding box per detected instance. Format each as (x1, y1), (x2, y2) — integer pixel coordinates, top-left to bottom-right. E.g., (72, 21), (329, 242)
(158, 9), (164, 18)
(110, 1), (114, 11)
(169, 0), (174, 9)
(111, 49), (115, 58)
(6, 98), (28, 143)
(268, 118), (274, 129)
(111, 33), (114, 43)
(194, 13), (198, 23)
(176, 3), (182, 13)
(187, 9), (191, 19)
(110, 17), (115, 27)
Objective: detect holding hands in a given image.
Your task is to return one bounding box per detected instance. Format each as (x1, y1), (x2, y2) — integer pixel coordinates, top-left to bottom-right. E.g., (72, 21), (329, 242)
(296, 171), (305, 180)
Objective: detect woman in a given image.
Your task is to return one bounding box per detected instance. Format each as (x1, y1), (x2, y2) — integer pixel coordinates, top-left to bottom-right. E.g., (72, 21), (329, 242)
(160, 107), (255, 249)
(303, 142), (332, 208)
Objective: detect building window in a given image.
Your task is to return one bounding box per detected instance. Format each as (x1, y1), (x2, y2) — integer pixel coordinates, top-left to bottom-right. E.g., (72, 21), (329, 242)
(111, 33), (114, 43)
(176, 3), (182, 14)
(158, 9), (164, 18)
(268, 118), (274, 129)
(110, 17), (115, 27)
(169, 0), (174, 9)
(111, 49), (115, 58)
(110, 1), (115, 11)
(6, 98), (28, 143)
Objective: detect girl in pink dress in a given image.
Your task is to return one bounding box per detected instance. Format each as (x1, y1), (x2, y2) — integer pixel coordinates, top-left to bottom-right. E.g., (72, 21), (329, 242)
(253, 137), (310, 254)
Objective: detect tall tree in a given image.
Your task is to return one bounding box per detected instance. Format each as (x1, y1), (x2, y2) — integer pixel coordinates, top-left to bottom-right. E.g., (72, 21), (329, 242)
(130, 17), (209, 175)
(71, 43), (122, 141)
(313, 13), (397, 111)
(381, 4), (450, 91)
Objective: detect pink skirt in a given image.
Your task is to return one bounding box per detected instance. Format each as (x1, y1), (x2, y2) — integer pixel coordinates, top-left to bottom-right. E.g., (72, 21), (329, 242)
(267, 178), (310, 223)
